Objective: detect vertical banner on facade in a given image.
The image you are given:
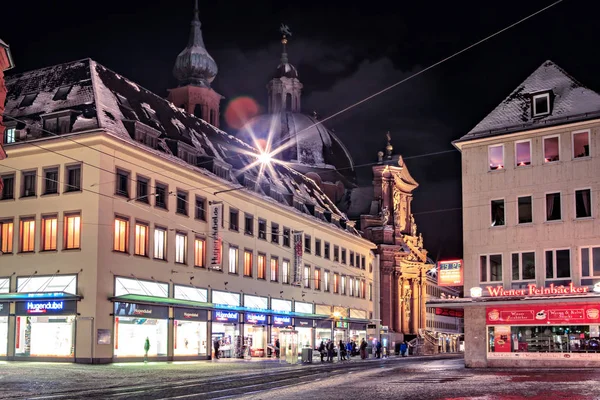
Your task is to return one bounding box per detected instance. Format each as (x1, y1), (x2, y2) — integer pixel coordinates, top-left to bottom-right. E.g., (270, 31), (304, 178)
(293, 231), (303, 286)
(210, 203), (222, 269)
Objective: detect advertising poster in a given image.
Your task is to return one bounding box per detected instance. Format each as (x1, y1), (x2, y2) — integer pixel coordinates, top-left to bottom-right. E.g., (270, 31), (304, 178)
(209, 203), (222, 269)
(437, 260), (463, 286)
(97, 329), (111, 345)
(493, 325), (512, 352)
(292, 231), (303, 286)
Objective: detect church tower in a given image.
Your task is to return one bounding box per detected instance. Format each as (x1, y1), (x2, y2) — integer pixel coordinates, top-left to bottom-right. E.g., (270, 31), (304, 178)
(167, 0), (223, 127)
(267, 28), (303, 113)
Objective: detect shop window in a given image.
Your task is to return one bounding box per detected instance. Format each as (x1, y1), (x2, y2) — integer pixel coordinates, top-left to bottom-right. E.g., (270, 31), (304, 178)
(244, 214), (254, 236)
(518, 196), (533, 224)
(333, 273), (339, 294)
(341, 275), (346, 295)
(153, 227), (167, 260)
(294, 301), (313, 314)
(244, 294), (268, 310)
(134, 223), (149, 256)
(229, 208), (239, 231)
(314, 268), (321, 290)
(244, 250), (253, 277)
(18, 274), (77, 294)
(324, 242), (330, 259)
(515, 140), (531, 167)
(575, 189), (592, 219)
(16, 314), (76, 358)
(174, 284), (208, 302)
(20, 218), (36, 253)
(212, 290), (240, 306)
(65, 164), (81, 192)
(271, 298), (292, 313)
(581, 246), (600, 278)
(543, 136), (560, 163)
(282, 227), (290, 247)
(195, 196), (206, 221)
(511, 251), (536, 281)
(43, 168), (59, 195)
(64, 214), (81, 250)
(304, 234), (311, 253)
(155, 182), (168, 209)
(228, 246), (238, 274)
(41, 215), (58, 251)
(491, 199), (505, 227)
(0, 174), (15, 200)
(113, 305), (168, 358)
(334, 245), (339, 262)
(532, 92), (550, 117)
(257, 253), (266, 279)
(270, 257), (279, 282)
(0, 220), (14, 254)
(175, 232), (187, 264)
(22, 170), (37, 198)
(324, 271), (330, 292)
(545, 192), (561, 221)
(315, 239), (321, 256)
(480, 254), (502, 282)
(258, 219), (266, 240)
(113, 217), (129, 253)
(136, 176), (149, 204)
(115, 169), (130, 197)
(488, 144), (504, 170)
(176, 191), (188, 216)
(194, 237), (205, 268)
(572, 130), (590, 158)
(114, 276), (168, 297)
(341, 248), (346, 264)
(545, 249), (570, 279)
(271, 223), (279, 244)
(282, 259), (290, 284)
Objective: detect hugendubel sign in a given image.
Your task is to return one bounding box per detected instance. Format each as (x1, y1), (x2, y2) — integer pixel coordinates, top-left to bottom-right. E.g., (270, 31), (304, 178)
(486, 283), (589, 297)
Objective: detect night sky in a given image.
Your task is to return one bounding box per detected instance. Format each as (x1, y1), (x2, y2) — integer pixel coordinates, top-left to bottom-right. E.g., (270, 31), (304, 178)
(4, 0), (600, 261)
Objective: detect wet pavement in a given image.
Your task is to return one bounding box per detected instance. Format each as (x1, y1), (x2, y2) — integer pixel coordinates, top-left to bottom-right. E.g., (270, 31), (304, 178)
(0, 355), (598, 399)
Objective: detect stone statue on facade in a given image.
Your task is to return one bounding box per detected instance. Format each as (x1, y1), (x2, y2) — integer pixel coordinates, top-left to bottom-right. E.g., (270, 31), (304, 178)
(380, 206), (390, 225)
(377, 150), (384, 163)
(411, 215), (417, 236)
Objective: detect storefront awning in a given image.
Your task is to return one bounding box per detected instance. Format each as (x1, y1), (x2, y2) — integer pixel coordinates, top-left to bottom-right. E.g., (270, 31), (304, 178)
(0, 291), (81, 302)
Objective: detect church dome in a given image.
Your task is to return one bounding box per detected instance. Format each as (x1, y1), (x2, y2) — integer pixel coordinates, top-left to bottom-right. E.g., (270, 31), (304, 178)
(274, 62), (298, 79)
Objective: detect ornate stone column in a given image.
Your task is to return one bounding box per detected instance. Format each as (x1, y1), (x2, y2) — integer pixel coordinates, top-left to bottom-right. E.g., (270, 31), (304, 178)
(400, 277), (408, 333)
(394, 274), (402, 333)
(420, 277), (427, 331)
(410, 278), (419, 333)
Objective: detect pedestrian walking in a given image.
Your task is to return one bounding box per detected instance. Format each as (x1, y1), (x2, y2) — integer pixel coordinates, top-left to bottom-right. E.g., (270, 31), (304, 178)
(144, 337), (150, 363)
(275, 339), (281, 358)
(346, 341), (353, 359)
(339, 340), (346, 361)
(214, 339), (220, 359)
(360, 338), (367, 359)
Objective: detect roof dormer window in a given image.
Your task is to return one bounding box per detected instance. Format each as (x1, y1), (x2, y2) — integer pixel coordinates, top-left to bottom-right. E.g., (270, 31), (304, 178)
(19, 93), (38, 108)
(53, 86), (72, 101)
(532, 92), (551, 117)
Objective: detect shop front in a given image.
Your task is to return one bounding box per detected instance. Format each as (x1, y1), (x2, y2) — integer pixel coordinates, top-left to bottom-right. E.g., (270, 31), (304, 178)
(0, 302), (9, 357)
(315, 320), (332, 345)
(244, 313), (267, 357)
(334, 321), (348, 343)
(113, 302), (168, 360)
(271, 315), (292, 346)
(294, 318), (314, 350)
(173, 308), (208, 359)
(349, 322), (367, 344)
(212, 310), (240, 358)
(15, 300), (77, 359)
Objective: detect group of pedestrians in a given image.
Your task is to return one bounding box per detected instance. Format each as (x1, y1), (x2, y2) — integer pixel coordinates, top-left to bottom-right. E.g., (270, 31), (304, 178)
(318, 338), (371, 362)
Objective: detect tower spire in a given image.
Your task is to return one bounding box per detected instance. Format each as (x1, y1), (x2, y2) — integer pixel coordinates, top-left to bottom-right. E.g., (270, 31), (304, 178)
(279, 24), (292, 64)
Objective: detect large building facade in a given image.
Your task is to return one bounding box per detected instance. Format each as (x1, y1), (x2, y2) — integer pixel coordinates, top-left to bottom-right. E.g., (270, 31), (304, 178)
(436, 60), (600, 367)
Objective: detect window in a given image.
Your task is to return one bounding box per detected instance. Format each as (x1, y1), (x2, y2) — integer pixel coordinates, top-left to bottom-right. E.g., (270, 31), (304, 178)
(136, 176), (149, 204)
(324, 271), (330, 292)
(20, 218), (35, 252)
(65, 165), (81, 192)
(257, 254), (266, 279)
(575, 189), (592, 219)
(229, 208), (239, 231)
(4, 127), (16, 144)
(545, 249), (570, 279)
(244, 214), (254, 236)
(532, 92), (550, 117)
(511, 252), (535, 281)
(517, 196), (533, 224)
(488, 144), (504, 170)
(41, 216), (58, 251)
(333, 273), (339, 294)
(176, 191), (188, 215)
(480, 254), (502, 282)
(228, 246), (238, 274)
(573, 130), (590, 159)
(349, 277), (354, 297)
(258, 219), (267, 240)
(19, 93), (38, 108)
(153, 227), (167, 260)
(361, 280), (366, 299)
(361, 256), (366, 270)
(303, 265), (310, 288)
(349, 251), (354, 266)
(314, 268), (321, 290)
(194, 237), (205, 267)
(491, 199), (505, 227)
(175, 232), (187, 264)
(283, 227), (290, 247)
(43, 168), (58, 195)
(369, 283), (373, 301)
(341, 275), (346, 295)
(333, 245), (339, 262)
(545, 192), (561, 221)
(134, 223), (149, 256)
(304, 234), (311, 253)
(22, 171), (36, 197)
(195, 196), (206, 220)
(581, 246), (600, 278)
(1, 220), (14, 253)
(515, 140), (531, 167)
(341, 249), (346, 264)
(282, 259), (290, 284)
(244, 250), (253, 277)
(113, 217), (129, 253)
(150, 184), (166, 210)
(324, 242), (330, 259)
(543, 136), (560, 163)
(315, 239), (321, 256)
(116, 169), (130, 197)
(1, 174), (14, 200)
(53, 86), (72, 101)
(270, 257), (279, 281)
(271, 223), (279, 244)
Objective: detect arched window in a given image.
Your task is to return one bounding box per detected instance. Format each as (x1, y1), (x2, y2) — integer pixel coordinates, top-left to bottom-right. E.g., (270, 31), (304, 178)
(285, 93), (292, 111)
(193, 104), (203, 119)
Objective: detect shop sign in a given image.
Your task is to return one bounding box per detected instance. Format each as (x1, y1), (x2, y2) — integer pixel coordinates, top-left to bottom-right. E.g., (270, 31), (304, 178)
(294, 318), (313, 327)
(292, 231), (303, 286)
(435, 308), (464, 318)
(214, 310), (238, 323)
(209, 203), (223, 269)
(0, 302), (9, 316)
(174, 308), (208, 321)
(486, 304), (600, 325)
(438, 259), (463, 287)
(486, 283), (589, 298)
(113, 302), (169, 319)
(272, 315), (291, 326)
(335, 321), (349, 329)
(16, 300), (77, 315)
(245, 313), (267, 325)
(488, 352), (600, 360)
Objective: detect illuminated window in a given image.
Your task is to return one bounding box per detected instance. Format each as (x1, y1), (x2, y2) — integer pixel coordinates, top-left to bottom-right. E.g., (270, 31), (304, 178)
(4, 127), (16, 144)
(314, 268), (321, 290)
(175, 232), (187, 264)
(64, 214), (81, 250)
(41, 216), (58, 251)
(573, 130), (590, 159)
(134, 223), (149, 256)
(324, 271), (330, 292)
(1, 220), (14, 254)
(228, 246), (238, 274)
(341, 275), (346, 295)
(333, 273), (339, 294)
(257, 253), (266, 279)
(543, 136), (560, 163)
(113, 217), (129, 253)
(244, 250), (253, 277)
(153, 227), (166, 260)
(303, 265), (310, 288)
(349, 277), (354, 296)
(20, 218), (36, 252)
(488, 144), (504, 170)
(360, 280), (365, 298)
(515, 140), (531, 167)
(194, 237), (205, 268)
(282, 259), (290, 284)
(270, 257), (279, 282)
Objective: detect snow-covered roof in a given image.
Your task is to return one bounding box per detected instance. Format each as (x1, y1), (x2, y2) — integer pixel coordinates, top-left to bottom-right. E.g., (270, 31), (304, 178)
(456, 60), (600, 143)
(4, 58), (359, 236)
